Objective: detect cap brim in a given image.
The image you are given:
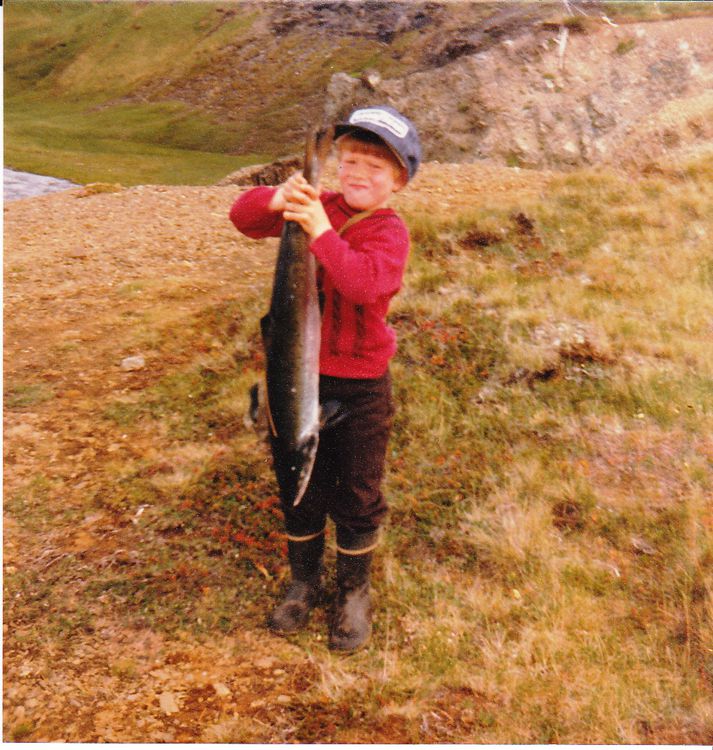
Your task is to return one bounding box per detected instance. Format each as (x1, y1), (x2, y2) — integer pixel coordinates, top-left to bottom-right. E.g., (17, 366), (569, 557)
(333, 123), (360, 139)
(333, 124), (408, 174)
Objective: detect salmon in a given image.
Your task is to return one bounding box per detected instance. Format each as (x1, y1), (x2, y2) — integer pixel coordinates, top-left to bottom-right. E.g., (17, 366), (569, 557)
(261, 126), (333, 506)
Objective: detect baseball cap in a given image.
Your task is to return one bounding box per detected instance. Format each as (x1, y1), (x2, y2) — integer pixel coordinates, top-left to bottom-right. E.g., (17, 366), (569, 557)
(334, 105), (422, 181)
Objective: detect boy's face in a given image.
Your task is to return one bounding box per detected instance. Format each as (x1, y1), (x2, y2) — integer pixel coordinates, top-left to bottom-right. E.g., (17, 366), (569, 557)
(338, 147), (406, 211)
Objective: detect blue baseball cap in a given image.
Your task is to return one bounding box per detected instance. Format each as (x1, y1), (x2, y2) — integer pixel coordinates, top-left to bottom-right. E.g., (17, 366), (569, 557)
(334, 105), (422, 181)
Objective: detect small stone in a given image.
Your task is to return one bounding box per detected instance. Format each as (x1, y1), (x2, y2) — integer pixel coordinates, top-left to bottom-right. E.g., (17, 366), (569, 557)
(159, 692), (180, 715)
(121, 355), (145, 372)
(631, 536), (656, 555)
(212, 682), (231, 698)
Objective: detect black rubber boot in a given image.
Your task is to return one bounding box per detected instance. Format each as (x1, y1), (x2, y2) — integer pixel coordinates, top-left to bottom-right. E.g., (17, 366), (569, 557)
(267, 531), (325, 634)
(329, 529), (378, 653)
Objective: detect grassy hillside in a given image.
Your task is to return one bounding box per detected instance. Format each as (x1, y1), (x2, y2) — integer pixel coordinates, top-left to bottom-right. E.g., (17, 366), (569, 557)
(4, 150), (711, 741)
(3, 0), (408, 184)
(4, 1), (265, 183)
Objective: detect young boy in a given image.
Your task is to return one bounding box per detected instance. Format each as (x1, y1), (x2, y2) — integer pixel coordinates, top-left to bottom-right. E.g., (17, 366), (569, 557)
(229, 105), (421, 652)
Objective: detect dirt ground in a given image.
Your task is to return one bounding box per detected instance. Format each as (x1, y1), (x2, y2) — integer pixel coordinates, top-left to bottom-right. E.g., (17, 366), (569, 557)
(3, 163), (547, 742)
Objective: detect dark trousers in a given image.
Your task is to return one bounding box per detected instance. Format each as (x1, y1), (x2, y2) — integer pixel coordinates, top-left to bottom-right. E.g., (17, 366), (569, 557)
(281, 371), (395, 539)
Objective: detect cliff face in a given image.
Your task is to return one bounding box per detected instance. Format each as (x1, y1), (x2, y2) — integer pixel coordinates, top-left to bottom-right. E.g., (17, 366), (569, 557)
(172, 1), (713, 171)
(322, 14), (713, 170)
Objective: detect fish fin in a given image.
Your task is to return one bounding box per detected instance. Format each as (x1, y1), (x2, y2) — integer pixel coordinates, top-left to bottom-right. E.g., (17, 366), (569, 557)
(245, 382), (272, 439)
(248, 382), (260, 424)
(260, 312), (273, 353)
(320, 400), (348, 432)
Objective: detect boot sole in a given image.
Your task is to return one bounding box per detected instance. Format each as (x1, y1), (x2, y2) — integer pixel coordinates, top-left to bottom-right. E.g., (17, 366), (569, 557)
(328, 627), (372, 653)
(266, 588), (325, 635)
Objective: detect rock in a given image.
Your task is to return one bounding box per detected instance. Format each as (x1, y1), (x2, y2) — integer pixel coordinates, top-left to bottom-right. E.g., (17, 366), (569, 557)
(361, 69), (382, 90)
(212, 682), (231, 698)
(217, 156), (301, 187)
(159, 692), (180, 715)
(320, 13), (713, 170)
(120, 355), (145, 372)
(324, 72), (378, 123)
(254, 657), (275, 669)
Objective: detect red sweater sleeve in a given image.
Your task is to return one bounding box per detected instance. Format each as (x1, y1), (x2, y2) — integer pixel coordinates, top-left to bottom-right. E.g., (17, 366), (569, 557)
(309, 216), (409, 305)
(229, 186), (284, 238)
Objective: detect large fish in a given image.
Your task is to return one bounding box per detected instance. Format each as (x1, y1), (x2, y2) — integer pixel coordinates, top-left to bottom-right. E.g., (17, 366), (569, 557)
(260, 126), (333, 507)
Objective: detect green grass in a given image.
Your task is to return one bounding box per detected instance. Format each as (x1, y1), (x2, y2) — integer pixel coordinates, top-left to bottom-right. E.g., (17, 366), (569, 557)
(3, 0), (412, 184)
(5, 95), (269, 186)
(3, 381), (55, 410)
(3, 0), (266, 183)
(603, 1), (713, 22)
(4, 1), (256, 100)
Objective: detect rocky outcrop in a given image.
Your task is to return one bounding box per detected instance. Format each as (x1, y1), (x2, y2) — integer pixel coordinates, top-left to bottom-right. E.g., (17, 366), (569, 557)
(323, 15), (713, 169)
(216, 156), (301, 187)
(125, 1), (712, 173)
(267, 0), (441, 42)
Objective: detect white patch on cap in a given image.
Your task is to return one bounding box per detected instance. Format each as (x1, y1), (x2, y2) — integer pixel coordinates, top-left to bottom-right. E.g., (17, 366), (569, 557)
(349, 108), (409, 139)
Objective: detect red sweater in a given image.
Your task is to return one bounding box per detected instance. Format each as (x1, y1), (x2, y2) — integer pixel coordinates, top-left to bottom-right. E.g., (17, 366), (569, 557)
(229, 187), (410, 379)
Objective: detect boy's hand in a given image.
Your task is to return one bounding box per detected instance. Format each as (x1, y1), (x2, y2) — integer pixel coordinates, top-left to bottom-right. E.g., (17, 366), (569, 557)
(268, 173), (301, 213)
(281, 174), (331, 240)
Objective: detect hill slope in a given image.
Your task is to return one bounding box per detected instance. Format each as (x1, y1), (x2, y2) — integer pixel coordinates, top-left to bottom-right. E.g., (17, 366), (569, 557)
(4, 1), (713, 184)
(4, 147), (713, 743)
